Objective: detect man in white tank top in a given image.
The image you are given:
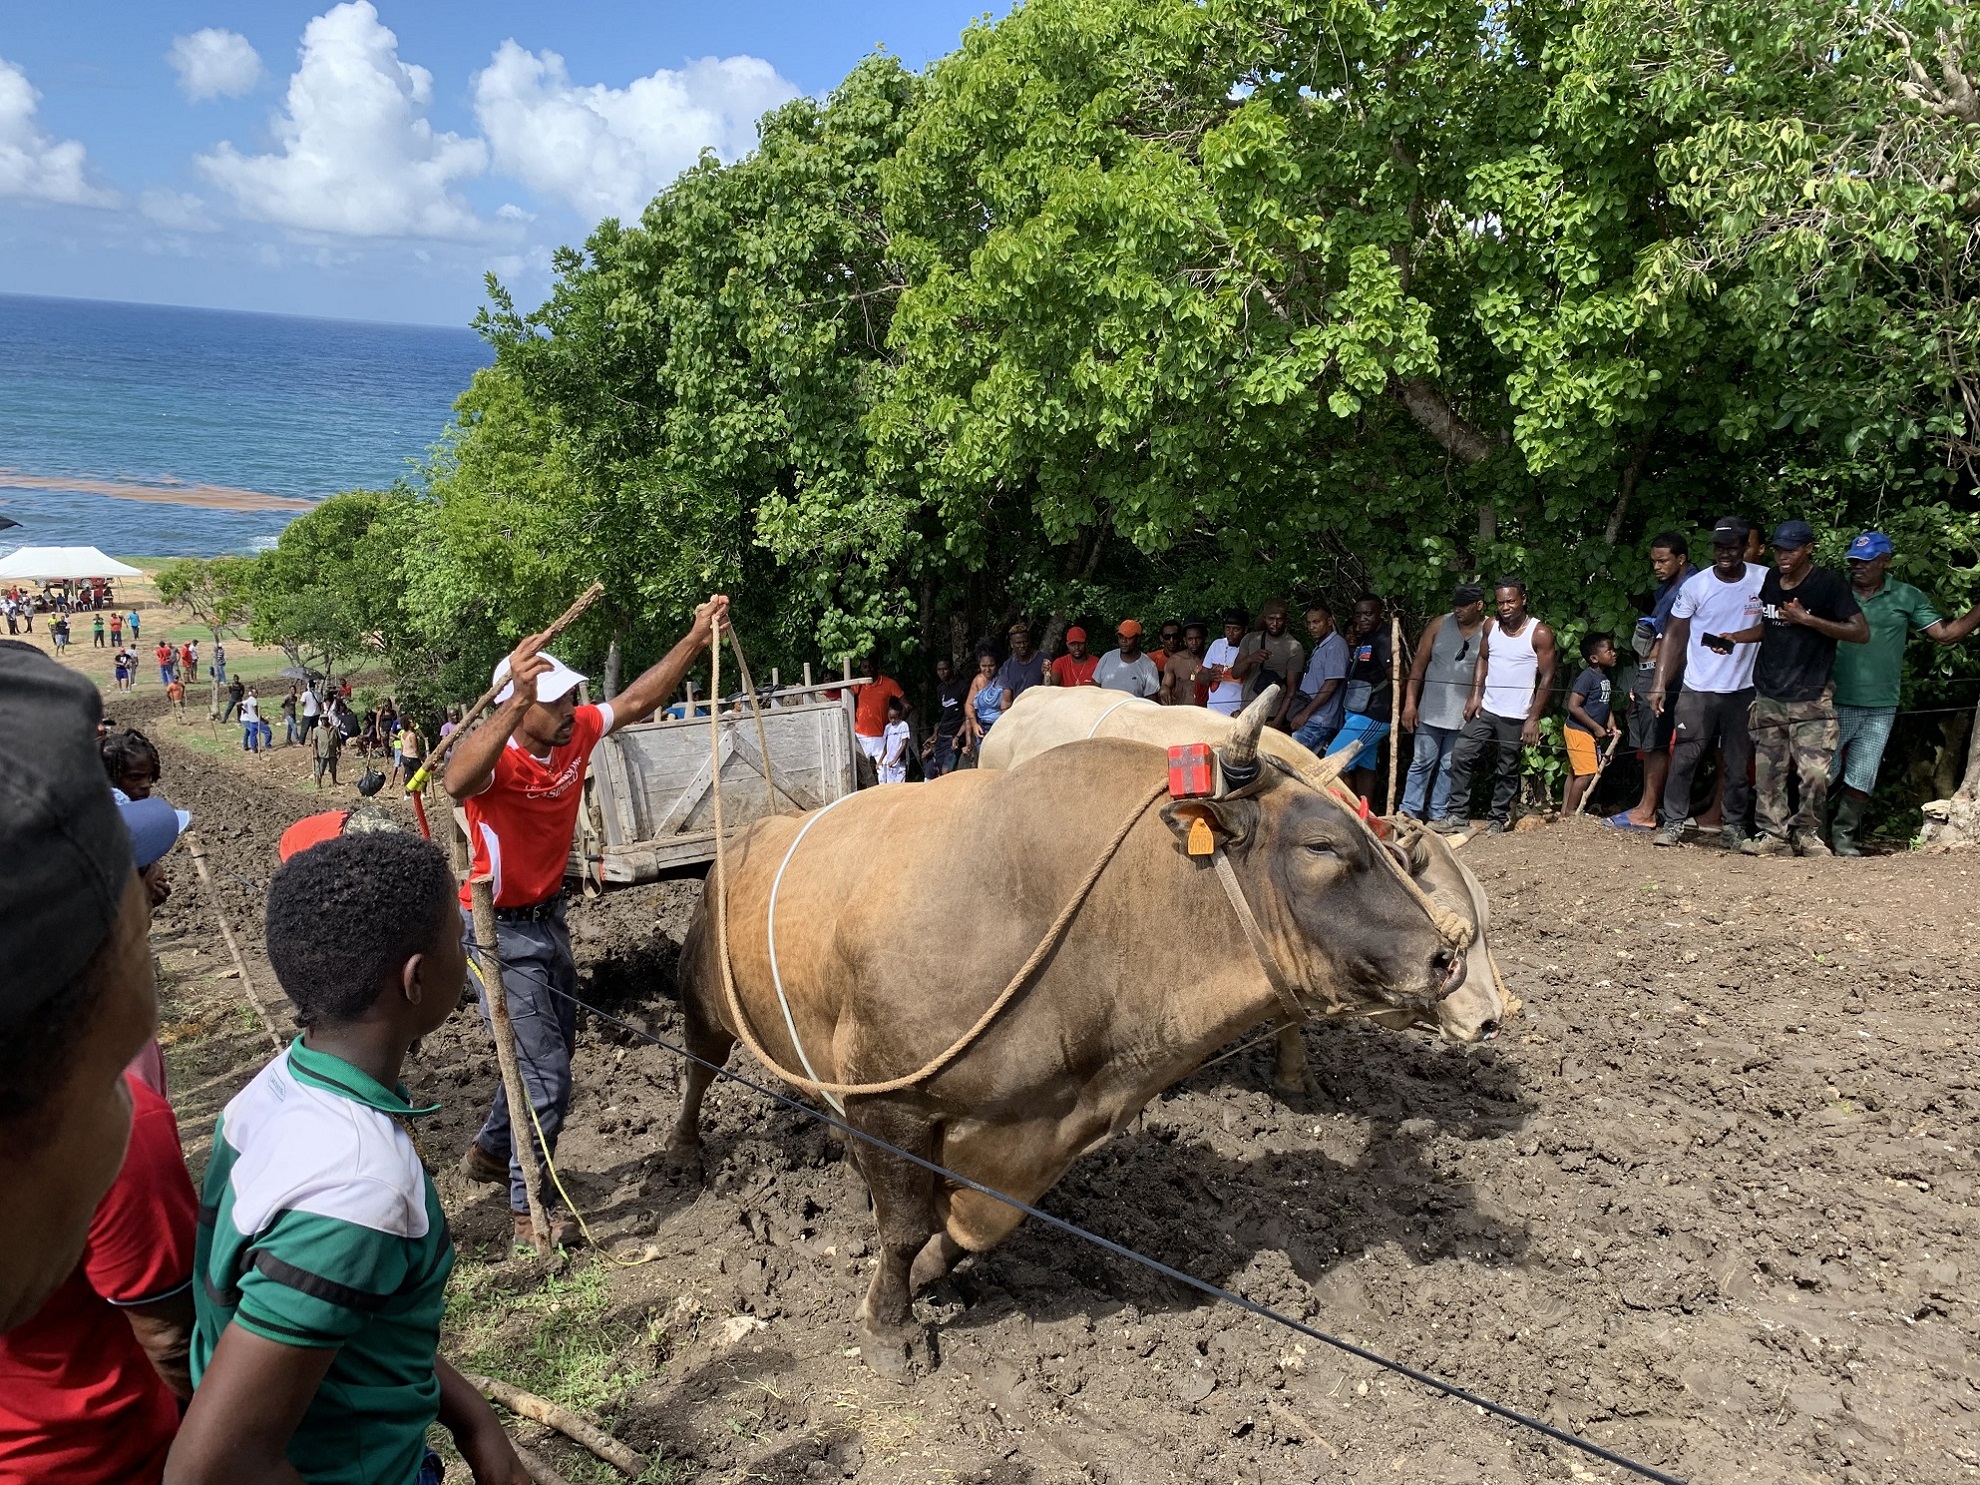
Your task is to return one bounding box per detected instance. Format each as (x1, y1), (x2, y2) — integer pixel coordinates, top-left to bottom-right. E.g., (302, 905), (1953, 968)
(1434, 580), (1558, 834)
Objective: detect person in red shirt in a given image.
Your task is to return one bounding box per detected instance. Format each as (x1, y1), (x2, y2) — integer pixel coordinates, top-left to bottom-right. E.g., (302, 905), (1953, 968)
(1049, 626), (1100, 687)
(154, 640), (175, 686)
(851, 655), (908, 775)
(446, 595), (728, 1246)
(0, 1070), (198, 1484)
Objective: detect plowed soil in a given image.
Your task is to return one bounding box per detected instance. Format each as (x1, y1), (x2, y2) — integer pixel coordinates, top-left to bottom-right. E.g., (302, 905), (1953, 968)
(136, 690), (1979, 1485)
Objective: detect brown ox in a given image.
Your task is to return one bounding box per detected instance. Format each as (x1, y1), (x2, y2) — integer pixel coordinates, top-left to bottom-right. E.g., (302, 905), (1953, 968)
(670, 702), (1464, 1373)
(980, 685), (1516, 1090)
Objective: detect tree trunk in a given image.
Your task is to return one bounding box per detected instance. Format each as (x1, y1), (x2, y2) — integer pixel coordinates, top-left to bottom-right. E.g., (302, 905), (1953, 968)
(1920, 692), (1980, 847)
(603, 634), (623, 700)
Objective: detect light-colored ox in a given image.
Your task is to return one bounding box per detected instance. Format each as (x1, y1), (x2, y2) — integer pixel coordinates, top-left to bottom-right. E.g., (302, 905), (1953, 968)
(980, 685), (1516, 1090)
(670, 695), (1469, 1373)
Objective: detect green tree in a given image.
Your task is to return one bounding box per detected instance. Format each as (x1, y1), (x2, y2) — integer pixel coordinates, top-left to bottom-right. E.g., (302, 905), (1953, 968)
(155, 555), (254, 715)
(247, 490), (416, 686)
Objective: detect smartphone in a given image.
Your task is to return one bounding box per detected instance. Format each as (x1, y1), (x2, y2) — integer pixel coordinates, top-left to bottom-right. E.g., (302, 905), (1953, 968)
(1702, 632), (1736, 655)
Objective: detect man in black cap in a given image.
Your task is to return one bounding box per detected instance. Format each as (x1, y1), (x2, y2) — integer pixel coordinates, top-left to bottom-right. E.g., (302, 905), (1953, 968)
(0, 642), (159, 1332)
(1650, 518), (1767, 849)
(1712, 520), (1866, 855)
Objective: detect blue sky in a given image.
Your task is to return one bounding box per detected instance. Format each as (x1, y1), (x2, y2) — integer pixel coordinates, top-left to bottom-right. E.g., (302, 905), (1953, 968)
(0, 1), (1001, 325)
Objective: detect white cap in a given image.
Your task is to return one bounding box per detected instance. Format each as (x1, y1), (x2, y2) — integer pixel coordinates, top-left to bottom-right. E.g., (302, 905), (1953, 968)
(492, 651), (587, 705)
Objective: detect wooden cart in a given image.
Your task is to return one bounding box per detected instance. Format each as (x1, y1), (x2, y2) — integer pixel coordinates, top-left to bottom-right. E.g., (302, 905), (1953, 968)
(572, 673), (867, 885)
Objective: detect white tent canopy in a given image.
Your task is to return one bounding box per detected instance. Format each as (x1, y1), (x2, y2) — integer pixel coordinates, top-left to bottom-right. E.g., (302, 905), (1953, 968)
(0, 546), (143, 581)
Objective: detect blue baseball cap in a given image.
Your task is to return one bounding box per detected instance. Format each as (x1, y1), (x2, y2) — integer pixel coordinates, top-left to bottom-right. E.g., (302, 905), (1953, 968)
(118, 793), (190, 869)
(1771, 519), (1816, 549)
(1847, 530), (1894, 561)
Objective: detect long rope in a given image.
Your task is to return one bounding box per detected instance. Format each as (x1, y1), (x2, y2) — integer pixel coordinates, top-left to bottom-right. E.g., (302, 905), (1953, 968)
(521, 971), (1689, 1485)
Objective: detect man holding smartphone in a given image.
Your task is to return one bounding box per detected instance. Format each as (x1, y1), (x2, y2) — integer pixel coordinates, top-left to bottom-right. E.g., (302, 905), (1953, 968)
(1650, 517), (1768, 849)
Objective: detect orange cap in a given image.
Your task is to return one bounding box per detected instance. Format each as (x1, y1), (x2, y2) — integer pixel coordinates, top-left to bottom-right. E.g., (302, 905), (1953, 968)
(1117, 619), (1143, 637)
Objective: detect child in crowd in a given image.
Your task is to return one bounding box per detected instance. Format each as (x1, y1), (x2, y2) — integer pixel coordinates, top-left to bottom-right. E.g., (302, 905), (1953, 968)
(878, 694), (912, 784)
(1563, 631), (1619, 817)
(166, 832), (528, 1485)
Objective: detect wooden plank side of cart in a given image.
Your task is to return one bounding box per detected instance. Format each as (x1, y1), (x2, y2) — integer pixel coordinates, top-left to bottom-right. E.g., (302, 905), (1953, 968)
(572, 692), (860, 884)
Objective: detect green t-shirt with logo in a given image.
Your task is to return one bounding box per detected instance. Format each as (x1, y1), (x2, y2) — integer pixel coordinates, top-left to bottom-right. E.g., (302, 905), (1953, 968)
(1830, 579), (1940, 710)
(192, 1040), (451, 1485)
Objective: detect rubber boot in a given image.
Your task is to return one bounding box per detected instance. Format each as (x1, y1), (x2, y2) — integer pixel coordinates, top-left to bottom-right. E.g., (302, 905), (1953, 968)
(1830, 792), (1866, 857)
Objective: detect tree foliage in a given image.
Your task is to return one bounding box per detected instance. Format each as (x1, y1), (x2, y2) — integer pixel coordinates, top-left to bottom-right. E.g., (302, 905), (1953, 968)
(260, 0), (1980, 746)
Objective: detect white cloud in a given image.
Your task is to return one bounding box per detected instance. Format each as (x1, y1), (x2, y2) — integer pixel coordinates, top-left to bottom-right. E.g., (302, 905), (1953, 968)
(168, 29), (264, 101)
(0, 56), (118, 207)
(139, 187), (219, 232)
(472, 42), (797, 221)
(196, 1), (487, 239)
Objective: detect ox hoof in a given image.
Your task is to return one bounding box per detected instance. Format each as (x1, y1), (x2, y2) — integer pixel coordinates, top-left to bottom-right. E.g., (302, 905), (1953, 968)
(659, 1140), (704, 1178)
(858, 1323), (931, 1381)
(908, 1233), (964, 1294)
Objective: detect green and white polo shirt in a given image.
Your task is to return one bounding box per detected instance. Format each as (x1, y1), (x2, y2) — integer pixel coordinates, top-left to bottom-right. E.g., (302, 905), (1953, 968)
(192, 1039), (453, 1485)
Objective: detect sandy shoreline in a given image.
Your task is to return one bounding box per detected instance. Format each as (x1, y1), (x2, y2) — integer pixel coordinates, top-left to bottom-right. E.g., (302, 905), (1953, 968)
(0, 468), (317, 512)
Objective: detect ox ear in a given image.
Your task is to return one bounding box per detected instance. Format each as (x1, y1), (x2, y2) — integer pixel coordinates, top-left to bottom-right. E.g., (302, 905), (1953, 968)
(1160, 797), (1257, 857)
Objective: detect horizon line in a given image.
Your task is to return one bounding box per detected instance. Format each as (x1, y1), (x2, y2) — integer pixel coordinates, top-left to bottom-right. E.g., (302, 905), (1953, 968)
(0, 288), (489, 336)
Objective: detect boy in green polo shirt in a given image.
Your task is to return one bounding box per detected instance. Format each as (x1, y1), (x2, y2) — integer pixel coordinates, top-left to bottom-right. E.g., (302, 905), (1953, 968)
(167, 833), (526, 1485)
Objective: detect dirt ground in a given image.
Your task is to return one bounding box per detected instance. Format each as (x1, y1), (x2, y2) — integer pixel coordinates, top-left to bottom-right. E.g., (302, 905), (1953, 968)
(121, 675), (1978, 1485)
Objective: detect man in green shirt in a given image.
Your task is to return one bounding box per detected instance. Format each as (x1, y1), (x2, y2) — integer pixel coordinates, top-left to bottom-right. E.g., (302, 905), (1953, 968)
(1828, 531), (1980, 854)
(169, 833), (526, 1485)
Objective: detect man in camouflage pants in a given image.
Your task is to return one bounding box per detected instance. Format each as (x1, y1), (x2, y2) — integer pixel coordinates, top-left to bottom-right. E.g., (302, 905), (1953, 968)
(1720, 521), (1869, 856)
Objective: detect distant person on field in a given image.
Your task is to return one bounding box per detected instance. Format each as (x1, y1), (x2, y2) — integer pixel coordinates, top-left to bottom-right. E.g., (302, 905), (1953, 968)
(927, 657), (968, 777)
(878, 695), (912, 784)
(0, 644), (161, 1335)
(1288, 601), (1348, 754)
(1232, 599), (1304, 719)
(1650, 518), (1767, 850)
(312, 712), (343, 790)
(127, 609), (139, 642)
(1716, 520), (1867, 857)
(1439, 581), (1557, 834)
(962, 648), (1007, 757)
(301, 682), (322, 729)
(165, 833), (529, 1485)
(221, 675), (245, 724)
(1562, 631), (1620, 818)
(1609, 533), (1693, 831)
(51, 615), (69, 653)
(1095, 620), (1161, 698)
(165, 675), (186, 721)
(1400, 585), (1486, 823)
(91, 614), (105, 648)
(281, 686), (301, 745)
(1160, 619), (1208, 706)
(109, 611), (123, 646)
(396, 716), (423, 785)
(154, 642), (173, 687)
(238, 687), (262, 753)
(996, 621), (1049, 700)
(1049, 626), (1100, 687)
(852, 656), (908, 775)
(1825, 531), (1980, 854)
(210, 643), (225, 685)
(1201, 609), (1250, 716)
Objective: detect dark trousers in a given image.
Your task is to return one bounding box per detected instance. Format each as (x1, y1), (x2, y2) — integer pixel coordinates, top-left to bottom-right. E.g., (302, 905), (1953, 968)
(930, 727), (961, 778)
(467, 905), (579, 1213)
(1661, 686), (1755, 827)
(1444, 711), (1526, 824)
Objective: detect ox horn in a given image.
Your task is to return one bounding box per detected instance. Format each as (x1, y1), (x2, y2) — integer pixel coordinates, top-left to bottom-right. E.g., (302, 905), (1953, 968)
(1220, 684), (1279, 789)
(1305, 736), (1361, 788)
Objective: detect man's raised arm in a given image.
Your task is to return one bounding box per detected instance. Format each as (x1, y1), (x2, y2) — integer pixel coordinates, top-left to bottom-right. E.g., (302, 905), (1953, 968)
(604, 595), (731, 731)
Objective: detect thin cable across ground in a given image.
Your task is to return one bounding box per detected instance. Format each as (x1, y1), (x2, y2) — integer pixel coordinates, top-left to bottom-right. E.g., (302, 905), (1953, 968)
(520, 973), (1691, 1485)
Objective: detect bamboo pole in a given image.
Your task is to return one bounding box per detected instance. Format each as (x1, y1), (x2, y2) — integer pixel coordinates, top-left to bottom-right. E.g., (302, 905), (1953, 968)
(1571, 731), (1624, 818)
(470, 874), (551, 1256)
(184, 831), (284, 1053)
(1384, 614), (1404, 815)
(464, 1374), (648, 1477)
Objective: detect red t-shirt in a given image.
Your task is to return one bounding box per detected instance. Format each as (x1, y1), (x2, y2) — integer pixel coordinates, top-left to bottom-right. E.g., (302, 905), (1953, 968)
(1051, 654), (1100, 687)
(853, 676), (904, 738)
(461, 703), (608, 908)
(0, 1075), (195, 1485)
(154, 644), (171, 667)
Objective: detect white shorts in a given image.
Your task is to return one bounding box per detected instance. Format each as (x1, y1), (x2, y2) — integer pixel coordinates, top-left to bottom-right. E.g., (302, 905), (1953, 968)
(856, 733), (887, 763)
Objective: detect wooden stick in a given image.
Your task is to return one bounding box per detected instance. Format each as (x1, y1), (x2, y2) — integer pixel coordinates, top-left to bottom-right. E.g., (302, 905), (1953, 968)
(465, 1374), (648, 1477)
(407, 580), (606, 794)
(1384, 613), (1404, 815)
(511, 1441), (575, 1485)
(1571, 730), (1625, 818)
(183, 831), (284, 1053)
(469, 875), (551, 1256)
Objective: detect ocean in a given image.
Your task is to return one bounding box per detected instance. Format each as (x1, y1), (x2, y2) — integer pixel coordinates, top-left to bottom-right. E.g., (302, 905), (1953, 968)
(0, 294), (493, 559)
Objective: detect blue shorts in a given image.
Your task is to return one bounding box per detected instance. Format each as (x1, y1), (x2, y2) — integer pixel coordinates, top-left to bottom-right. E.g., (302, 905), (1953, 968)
(1831, 704), (1896, 794)
(1331, 712), (1392, 771)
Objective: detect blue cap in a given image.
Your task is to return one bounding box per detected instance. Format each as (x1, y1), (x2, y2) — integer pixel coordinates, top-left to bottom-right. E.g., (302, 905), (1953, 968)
(1847, 530), (1893, 561)
(118, 794), (190, 869)
(1771, 519), (1816, 549)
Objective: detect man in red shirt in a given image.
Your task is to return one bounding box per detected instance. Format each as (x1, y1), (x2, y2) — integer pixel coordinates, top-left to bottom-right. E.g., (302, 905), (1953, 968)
(447, 596), (728, 1245)
(1049, 626), (1100, 687)
(0, 1069), (198, 1484)
(851, 655), (907, 775)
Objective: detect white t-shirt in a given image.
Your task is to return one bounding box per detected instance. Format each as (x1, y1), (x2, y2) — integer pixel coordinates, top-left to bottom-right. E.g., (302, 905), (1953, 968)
(1204, 638), (1243, 715)
(301, 689), (321, 718)
(1094, 649), (1161, 698)
(240, 695), (261, 723)
(1671, 565), (1766, 693)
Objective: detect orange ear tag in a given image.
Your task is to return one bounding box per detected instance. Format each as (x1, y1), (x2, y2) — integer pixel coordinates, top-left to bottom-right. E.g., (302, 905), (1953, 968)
(1187, 816), (1216, 857)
